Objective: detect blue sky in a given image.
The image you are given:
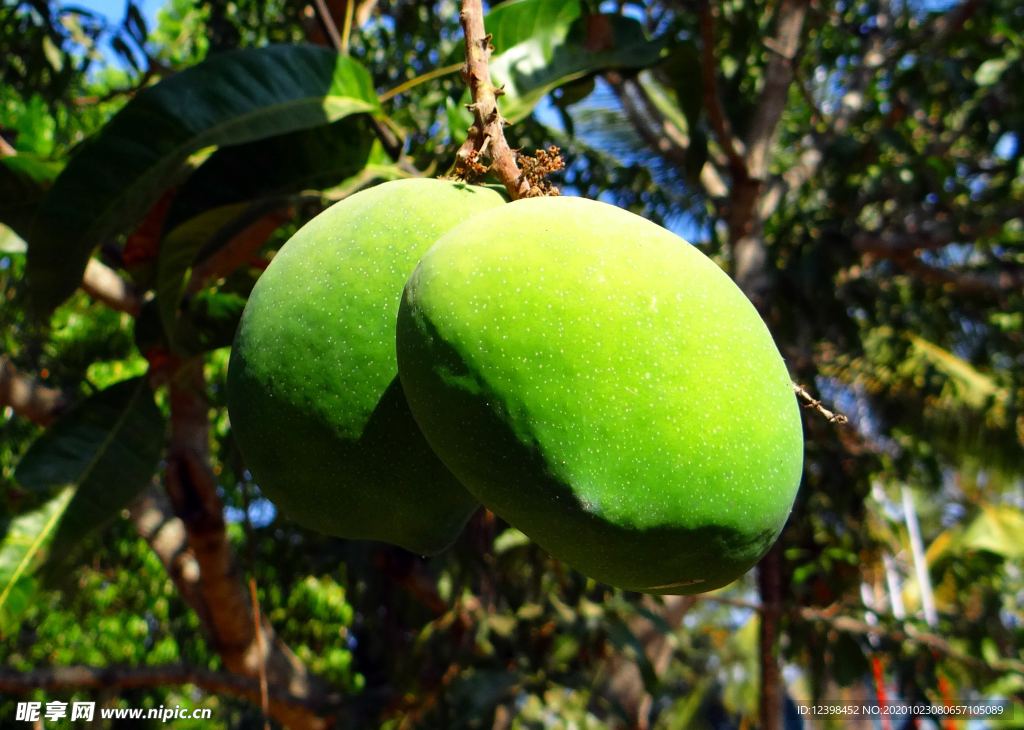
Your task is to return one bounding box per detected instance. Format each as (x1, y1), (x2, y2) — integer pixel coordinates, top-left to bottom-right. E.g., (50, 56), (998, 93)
(71, 0), (162, 68)
(73, 0), (161, 28)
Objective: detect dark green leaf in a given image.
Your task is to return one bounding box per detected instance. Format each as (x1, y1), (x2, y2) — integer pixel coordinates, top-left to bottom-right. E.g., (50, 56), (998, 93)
(155, 201), (276, 347)
(0, 154), (64, 240)
(124, 3), (148, 47)
(133, 298), (166, 355)
(173, 290), (247, 355)
(831, 632), (870, 687)
(14, 377), (166, 564)
(161, 115), (377, 236)
(660, 41), (703, 131)
(28, 44), (381, 317)
(605, 614), (659, 694)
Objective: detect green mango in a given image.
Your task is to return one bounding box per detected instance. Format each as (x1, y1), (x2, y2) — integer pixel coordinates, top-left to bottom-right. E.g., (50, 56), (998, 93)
(228, 179), (506, 555)
(396, 196), (803, 591)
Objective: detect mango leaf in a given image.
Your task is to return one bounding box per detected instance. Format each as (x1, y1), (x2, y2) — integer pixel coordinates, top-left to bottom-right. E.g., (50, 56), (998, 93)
(161, 115), (377, 236)
(449, 0), (666, 138)
(604, 614), (659, 694)
(659, 41), (703, 132)
(14, 377), (165, 566)
(907, 335), (1009, 409)
(0, 154), (64, 240)
(485, 0), (583, 57)
(173, 290), (247, 355)
(489, 10), (668, 123)
(960, 505), (1024, 559)
(0, 488), (74, 635)
(28, 44), (381, 317)
(637, 69), (707, 181)
(156, 201), (285, 348)
(320, 159), (413, 201)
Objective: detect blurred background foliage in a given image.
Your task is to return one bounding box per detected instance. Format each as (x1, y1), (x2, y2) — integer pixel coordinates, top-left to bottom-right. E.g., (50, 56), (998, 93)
(1, 0), (1022, 728)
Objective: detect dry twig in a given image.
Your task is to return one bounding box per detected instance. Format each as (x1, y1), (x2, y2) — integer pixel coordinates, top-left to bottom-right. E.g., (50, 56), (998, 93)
(793, 382), (848, 424)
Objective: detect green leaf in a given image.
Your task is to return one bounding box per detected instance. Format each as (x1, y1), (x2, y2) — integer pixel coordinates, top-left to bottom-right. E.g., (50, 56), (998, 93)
(449, 0), (666, 140)
(485, 0), (584, 57)
(155, 202), (264, 348)
(660, 41), (704, 131)
(907, 335), (1008, 409)
(831, 632), (869, 687)
(960, 505), (1024, 559)
(605, 614), (659, 694)
(0, 488), (74, 635)
(28, 44), (381, 317)
(489, 9), (667, 123)
(446, 96), (472, 146)
(161, 115), (377, 236)
(14, 377), (165, 565)
(0, 154), (64, 240)
(173, 290), (247, 355)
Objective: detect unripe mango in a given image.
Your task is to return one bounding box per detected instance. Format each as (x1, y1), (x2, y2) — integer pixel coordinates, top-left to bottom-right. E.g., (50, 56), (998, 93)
(396, 196), (803, 592)
(228, 179), (505, 554)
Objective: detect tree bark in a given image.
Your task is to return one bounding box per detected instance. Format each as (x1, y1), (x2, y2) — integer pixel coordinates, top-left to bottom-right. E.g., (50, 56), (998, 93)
(758, 544), (784, 730)
(730, 0), (810, 309)
(453, 0), (526, 198)
(165, 359), (336, 729)
(127, 483), (215, 637)
(80, 259), (142, 316)
(0, 356), (69, 426)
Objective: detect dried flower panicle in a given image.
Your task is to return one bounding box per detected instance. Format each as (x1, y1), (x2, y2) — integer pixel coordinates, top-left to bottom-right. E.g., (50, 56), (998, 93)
(444, 147), (490, 183)
(517, 146), (565, 197)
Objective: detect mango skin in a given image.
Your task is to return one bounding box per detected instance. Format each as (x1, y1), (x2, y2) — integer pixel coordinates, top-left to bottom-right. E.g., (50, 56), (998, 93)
(228, 179), (505, 555)
(396, 196), (803, 591)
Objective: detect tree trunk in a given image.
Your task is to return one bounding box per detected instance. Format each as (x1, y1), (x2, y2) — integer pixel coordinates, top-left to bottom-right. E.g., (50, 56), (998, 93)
(758, 544), (784, 730)
(165, 359), (337, 729)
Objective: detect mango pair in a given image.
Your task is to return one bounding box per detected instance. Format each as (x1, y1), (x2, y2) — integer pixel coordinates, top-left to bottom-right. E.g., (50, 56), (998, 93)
(227, 179), (803, 594)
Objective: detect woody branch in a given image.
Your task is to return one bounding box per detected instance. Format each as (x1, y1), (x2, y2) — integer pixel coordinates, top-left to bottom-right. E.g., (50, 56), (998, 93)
(453, 0), (526, 199)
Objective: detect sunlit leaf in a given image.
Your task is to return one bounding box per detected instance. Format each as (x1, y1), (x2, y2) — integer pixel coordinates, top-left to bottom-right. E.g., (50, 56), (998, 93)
(14, 377), (165, 566)
(28, 44), (381, 317)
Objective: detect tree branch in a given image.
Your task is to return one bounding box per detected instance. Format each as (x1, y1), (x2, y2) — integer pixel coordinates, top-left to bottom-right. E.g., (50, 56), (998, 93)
(80, 259), (143, 316)
(605, 596), (698, 730)
(901, 0), (984, 56)
(128, 482), (215, 638)
(0, 665), (342, 715)
(700, 3), (748, 182)
(745, 0), (810, 181)
(312, 0), (344, 51)
(758, 545), (785, 730)
(185, 207), (291, 296)
(798, 607), (1024, 676)
(758, 148), (822, 221)
(727, 0), (810, 309)
(453, 0), (526, 199)
(165, 359), (335, 730)
(794, 382), (848, 424)
(696, 597), (1024, 676)
(0, 356), (69, 426)
(890, 256), (1024, 295)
